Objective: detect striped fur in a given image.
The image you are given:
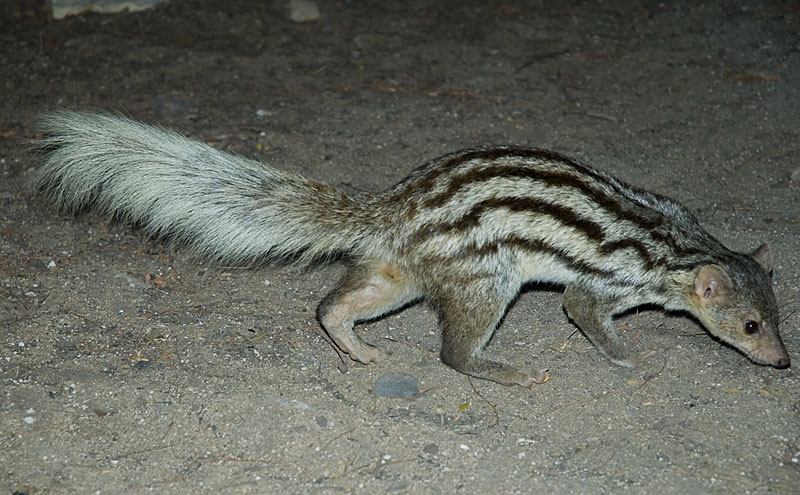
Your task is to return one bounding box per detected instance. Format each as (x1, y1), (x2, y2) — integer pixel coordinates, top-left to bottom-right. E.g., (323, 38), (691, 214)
(34, 111), (790, 386)
(387, 148), (706, 288)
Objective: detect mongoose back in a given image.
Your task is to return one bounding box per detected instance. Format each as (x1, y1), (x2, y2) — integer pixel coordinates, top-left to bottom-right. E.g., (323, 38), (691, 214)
(33, 110), (791, 386)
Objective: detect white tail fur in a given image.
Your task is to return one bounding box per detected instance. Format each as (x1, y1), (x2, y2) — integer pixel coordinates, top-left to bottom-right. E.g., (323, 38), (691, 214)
(33, 110), (380, 265)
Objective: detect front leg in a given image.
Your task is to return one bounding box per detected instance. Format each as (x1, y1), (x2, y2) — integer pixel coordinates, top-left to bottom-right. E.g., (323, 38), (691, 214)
(562, 283), (632, 367)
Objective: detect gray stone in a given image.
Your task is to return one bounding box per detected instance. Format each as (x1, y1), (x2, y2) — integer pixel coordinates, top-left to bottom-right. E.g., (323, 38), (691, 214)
(373, 373), (419, 398)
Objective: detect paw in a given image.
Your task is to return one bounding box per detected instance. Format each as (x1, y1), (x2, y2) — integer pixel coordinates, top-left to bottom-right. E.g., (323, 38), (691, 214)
(602, 347), (633, 368)
(508, 368), (550, 387)
(520, 368), (550, 387)
(348, 344), (388, 365)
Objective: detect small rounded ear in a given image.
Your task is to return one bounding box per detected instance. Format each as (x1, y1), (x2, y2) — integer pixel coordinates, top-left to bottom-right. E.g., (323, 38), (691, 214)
(751, 243), (773, 273)
(694, 265), (733, 302)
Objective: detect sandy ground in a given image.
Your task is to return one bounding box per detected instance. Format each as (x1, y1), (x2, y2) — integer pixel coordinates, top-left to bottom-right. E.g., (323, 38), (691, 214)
(1, 1), (799, 493)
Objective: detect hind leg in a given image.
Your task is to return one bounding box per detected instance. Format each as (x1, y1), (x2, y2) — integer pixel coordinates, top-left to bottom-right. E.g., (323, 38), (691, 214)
(436, 290), (549, 387)
(317, 262), (419, 365)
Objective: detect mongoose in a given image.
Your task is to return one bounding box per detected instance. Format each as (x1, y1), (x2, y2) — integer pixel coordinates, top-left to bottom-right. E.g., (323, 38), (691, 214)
(33, 110), (791, 386)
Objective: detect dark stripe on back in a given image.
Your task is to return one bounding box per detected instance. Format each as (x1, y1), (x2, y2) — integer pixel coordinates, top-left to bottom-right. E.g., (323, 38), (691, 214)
(390, 147), (577, 205)
(420, 164), (665, 234)
(424, 235), (616, 280)
(599, 238), (657, 270)
(411, 195), (606, 243)
(411, 194), (667, 271)
(499, 235), (616, 279)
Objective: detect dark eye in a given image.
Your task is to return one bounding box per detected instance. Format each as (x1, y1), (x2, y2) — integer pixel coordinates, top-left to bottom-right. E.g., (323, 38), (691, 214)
(744, 320), (760, 335)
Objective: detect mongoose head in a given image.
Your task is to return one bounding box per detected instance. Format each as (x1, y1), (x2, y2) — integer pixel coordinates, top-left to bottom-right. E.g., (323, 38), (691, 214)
(688, 244), (790, 368)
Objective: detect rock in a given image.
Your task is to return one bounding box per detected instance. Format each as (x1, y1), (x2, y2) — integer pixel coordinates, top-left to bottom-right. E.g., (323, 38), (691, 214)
(289, 0), (319, 23)
(423, 443), (439, 455)
(791, 165), (800, 183)
(373, 373), (420, 398)
(273, 398), (312, 410)
(133, 360), (160, 370)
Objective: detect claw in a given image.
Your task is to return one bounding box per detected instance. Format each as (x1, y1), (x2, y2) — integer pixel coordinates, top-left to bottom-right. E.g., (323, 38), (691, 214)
(531, 368), (550, 385)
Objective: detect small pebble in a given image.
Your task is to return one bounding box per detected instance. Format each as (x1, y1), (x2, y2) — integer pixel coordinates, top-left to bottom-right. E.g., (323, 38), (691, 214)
(150, 95), (194, 118)
(125, 275), (149, 290)
(791, 166), (800, 183)
(274, 398), (312, 410)
(289, 0), (319, 22)
(373, 373), (420, 398)
(423, 443), (439, 455)
(133, 360), (159, 370)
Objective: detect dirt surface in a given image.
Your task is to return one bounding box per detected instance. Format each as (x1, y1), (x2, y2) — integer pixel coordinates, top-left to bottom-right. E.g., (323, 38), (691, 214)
(1, 1), (799, 493)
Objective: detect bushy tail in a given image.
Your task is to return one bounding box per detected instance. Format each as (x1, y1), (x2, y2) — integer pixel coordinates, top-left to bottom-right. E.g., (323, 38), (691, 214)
(33, 110), (380, 265)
